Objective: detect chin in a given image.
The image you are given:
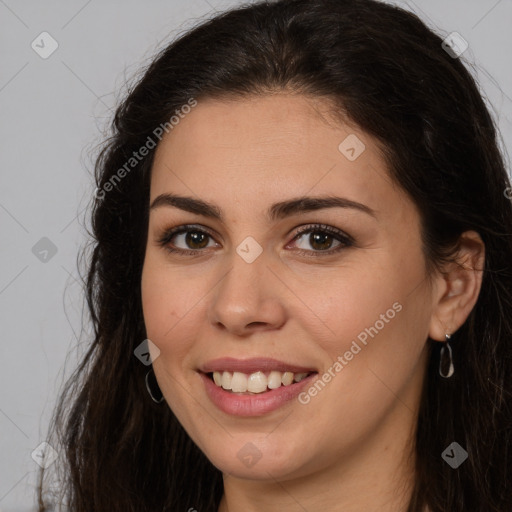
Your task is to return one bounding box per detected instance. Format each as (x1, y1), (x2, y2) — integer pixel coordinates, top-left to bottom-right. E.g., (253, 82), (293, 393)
(203, 440), (308, 481)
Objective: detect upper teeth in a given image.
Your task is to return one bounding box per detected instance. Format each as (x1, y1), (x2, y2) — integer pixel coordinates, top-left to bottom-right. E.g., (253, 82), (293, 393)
(212, 370), (310, 393)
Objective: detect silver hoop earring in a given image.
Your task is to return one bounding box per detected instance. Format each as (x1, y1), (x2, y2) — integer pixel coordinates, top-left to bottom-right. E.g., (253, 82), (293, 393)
(145, 367), (164, 403)
(439, 334), (454, 378)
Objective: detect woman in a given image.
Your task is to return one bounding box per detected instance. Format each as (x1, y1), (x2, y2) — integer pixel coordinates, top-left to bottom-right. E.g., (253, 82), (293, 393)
(37, 0), (512, 510)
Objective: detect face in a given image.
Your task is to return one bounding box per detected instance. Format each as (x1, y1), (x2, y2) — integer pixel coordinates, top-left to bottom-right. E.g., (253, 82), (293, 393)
(141, 93), (435, 481)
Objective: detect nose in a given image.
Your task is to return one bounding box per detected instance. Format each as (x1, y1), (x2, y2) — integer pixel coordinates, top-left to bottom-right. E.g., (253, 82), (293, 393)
(207, 247), (287, 336)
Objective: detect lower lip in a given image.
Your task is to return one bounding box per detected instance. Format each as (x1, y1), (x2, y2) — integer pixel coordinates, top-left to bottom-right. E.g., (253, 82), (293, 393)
(199, 372), (318, 416)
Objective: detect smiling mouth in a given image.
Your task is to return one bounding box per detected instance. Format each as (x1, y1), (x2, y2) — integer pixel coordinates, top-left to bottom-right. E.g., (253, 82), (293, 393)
(206, 370), (316, 394)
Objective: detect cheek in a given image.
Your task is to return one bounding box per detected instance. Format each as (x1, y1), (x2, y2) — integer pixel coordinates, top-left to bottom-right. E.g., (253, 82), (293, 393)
(141, 257), (200, 359)
(289, 263), (429, 446)
(296, 246), (428, 376)
(141, 254), (211, 370)
(141, 262), (174, 340)
(290, 262), (401, 357)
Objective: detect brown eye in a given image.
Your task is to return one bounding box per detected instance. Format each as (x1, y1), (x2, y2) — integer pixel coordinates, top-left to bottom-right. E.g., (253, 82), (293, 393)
(157, 223), (353, 258)
(306, 232), (336, 251)
(183, 231), (210, 249)
(288, 224), (354, 257)
(157, 225), (218, 255)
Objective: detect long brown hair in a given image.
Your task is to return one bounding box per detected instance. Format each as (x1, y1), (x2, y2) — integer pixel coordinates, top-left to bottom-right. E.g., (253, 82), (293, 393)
(37, 0), (512, 510)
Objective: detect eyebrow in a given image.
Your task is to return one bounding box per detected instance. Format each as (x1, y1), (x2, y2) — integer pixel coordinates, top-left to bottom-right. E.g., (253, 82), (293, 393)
(149, 193), (376, 221)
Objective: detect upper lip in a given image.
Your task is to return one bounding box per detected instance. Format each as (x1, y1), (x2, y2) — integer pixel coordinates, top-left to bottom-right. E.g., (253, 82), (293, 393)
(200, 357), (317, 374)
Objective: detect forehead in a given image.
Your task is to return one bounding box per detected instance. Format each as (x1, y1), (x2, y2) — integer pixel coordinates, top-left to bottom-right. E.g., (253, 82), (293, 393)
(149, 94), (410, 223)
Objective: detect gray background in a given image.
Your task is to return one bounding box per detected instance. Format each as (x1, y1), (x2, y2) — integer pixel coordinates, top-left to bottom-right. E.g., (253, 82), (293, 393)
(1, 0), (511, 510)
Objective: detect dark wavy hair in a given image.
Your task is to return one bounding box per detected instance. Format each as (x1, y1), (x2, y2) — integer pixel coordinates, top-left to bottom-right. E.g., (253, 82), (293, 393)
(37, 0), (512, 510)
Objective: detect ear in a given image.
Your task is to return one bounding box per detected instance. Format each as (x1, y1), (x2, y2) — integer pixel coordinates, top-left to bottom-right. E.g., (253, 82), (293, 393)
(429, 230), (485, 341)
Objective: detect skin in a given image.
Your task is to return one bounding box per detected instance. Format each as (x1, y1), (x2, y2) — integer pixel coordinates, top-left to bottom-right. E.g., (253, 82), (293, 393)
(140, 93), (485, 512)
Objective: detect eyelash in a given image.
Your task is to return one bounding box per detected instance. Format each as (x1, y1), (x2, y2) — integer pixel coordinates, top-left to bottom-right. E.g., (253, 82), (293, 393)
(156, 223), (354, 258)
